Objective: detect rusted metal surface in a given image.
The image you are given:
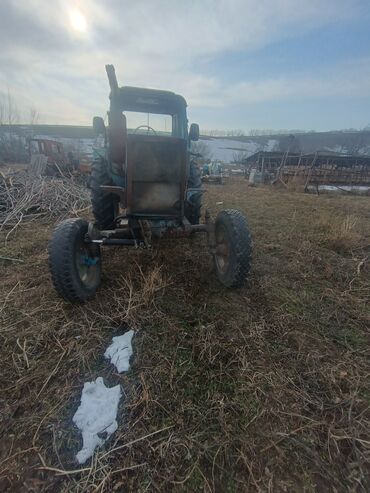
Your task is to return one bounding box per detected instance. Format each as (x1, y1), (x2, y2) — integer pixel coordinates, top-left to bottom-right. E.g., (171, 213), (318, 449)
(29, 138), (77, 176)
(100, 185), (126, 204)
(89, 64), (208, 249)
(126, 135), (186, 217)
(106, 64), (119, 95)
(29, 154), (48, 175)
(108, 113), (127, 174)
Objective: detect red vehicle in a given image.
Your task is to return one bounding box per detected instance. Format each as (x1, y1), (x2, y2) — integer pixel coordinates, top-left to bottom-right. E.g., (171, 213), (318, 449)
(29, 138), (77, 175)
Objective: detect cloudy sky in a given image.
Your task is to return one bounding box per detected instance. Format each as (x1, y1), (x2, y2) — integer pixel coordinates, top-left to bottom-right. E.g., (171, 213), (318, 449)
(1, 0), (370, 132)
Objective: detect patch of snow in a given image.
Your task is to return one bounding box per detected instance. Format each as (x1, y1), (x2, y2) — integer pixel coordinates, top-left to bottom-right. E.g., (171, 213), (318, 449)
(104, 330), (134, 373)
(267, 139), (278, 151)
(73, 377), (121, 464)
(201, 137), (278, 162)
(323, 145), (347, 154)
(321, 185), (370, 192)
(307, 184), (370, 194)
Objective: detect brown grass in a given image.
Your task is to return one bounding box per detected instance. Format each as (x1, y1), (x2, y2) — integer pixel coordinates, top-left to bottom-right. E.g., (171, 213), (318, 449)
(317, 213), (363, 254)
(0, 179), (369, 492)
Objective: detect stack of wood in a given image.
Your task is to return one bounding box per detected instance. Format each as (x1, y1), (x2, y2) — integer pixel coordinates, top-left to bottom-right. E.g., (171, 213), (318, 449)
(0, 171), (91, 239)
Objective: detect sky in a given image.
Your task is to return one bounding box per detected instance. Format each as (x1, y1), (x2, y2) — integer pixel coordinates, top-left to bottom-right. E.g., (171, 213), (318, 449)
(1, 0), (370, 133)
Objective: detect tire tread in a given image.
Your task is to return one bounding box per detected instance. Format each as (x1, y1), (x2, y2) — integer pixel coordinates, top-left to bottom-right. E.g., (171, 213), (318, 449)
(214, 209), (252, 288)
(90, 158), (117, 229)
(48, 218), (100, 303)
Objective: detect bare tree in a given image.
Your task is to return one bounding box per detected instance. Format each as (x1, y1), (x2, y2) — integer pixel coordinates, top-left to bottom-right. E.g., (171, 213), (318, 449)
(0, 91), (19, 125)
(29, 106), (40, 125)
(0, 91), (26, 163)
(278, 134), (301, 153)
(0, 99), (5, 125)
(343, 132), (367, 155)
(6, 89), (19, 125)
(232, 149), (249, 164)
(226, 129), (245, 137)
(202, 129), (246, 137)
(191, 140), (212, 161)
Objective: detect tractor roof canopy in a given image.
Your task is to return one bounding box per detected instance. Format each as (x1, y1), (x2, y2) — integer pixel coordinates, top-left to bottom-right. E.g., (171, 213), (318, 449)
(113, 86), (187, 115)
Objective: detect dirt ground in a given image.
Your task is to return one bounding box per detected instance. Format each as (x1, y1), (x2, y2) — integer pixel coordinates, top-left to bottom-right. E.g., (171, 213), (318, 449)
(0, 179), (369, 492)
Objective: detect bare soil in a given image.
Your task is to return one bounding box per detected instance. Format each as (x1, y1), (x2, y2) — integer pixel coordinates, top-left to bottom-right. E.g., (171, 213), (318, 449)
(0, 179), (369, 492)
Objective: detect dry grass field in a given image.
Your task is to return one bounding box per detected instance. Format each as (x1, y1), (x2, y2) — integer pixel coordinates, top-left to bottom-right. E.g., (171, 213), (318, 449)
(0, 179), (369, 492)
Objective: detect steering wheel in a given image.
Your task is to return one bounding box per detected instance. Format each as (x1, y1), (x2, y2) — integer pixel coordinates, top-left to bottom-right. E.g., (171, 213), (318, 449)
(133, 125), (157, 135)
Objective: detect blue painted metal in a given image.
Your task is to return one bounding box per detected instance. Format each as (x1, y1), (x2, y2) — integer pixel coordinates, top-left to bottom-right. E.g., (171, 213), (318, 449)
(80, 255), (99, 266)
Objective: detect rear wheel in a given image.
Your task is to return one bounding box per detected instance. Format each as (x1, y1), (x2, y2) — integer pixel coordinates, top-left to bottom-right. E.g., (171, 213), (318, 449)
(185, 160), (202, 225)
(48, 218), (101, 303)
(91, 157), (118, 229)
(214, 209), (252, 288)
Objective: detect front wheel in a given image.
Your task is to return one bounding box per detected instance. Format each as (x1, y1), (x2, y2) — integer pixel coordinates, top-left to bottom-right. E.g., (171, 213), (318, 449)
(213, 209), (252, 288)
(48, 218), (101, 303)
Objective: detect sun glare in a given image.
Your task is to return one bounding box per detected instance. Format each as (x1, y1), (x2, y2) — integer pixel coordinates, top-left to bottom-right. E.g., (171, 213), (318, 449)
(69, 9), (87, 32)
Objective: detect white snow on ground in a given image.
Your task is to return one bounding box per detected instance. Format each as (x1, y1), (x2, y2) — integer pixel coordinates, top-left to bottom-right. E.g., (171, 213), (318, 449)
(203, 138), (278, 161)
(307, 185), (370, 194)
(323, 145), (348, 154)
(105, 330), (134, 373)
(73, 377), (121, 464)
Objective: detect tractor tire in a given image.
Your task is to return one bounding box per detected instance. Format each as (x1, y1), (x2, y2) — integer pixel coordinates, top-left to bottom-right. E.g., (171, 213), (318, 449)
(91, 157), (118, 229)
(48, 218), (101, 303)
(213, 209), (252, 288)
(185, 160), (202, 225)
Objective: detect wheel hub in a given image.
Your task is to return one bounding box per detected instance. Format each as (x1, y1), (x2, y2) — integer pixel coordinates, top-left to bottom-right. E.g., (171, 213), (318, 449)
(76, 244), (100, 288)
(215, 225), (230, 274)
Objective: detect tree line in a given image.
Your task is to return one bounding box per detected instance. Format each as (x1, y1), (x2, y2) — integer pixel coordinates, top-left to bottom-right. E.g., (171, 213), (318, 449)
(202, 126), (370, 137)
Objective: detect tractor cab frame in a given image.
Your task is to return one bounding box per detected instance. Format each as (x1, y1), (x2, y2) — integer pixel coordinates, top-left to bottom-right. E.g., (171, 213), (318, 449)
(92, 65), (199, 223)
(87, 65), (205, 247)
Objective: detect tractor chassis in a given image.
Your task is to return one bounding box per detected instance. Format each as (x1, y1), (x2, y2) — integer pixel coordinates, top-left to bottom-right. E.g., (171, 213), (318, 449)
(86, 210), (216, 253)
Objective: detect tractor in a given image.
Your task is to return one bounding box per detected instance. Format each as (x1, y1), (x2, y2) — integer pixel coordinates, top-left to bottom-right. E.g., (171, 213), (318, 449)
(48, 65), (252, 302)
(29, 139), (78, 176)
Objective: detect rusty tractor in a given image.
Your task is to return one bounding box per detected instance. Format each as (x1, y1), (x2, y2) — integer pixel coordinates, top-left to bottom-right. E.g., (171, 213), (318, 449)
(48, 65), (252, 302)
